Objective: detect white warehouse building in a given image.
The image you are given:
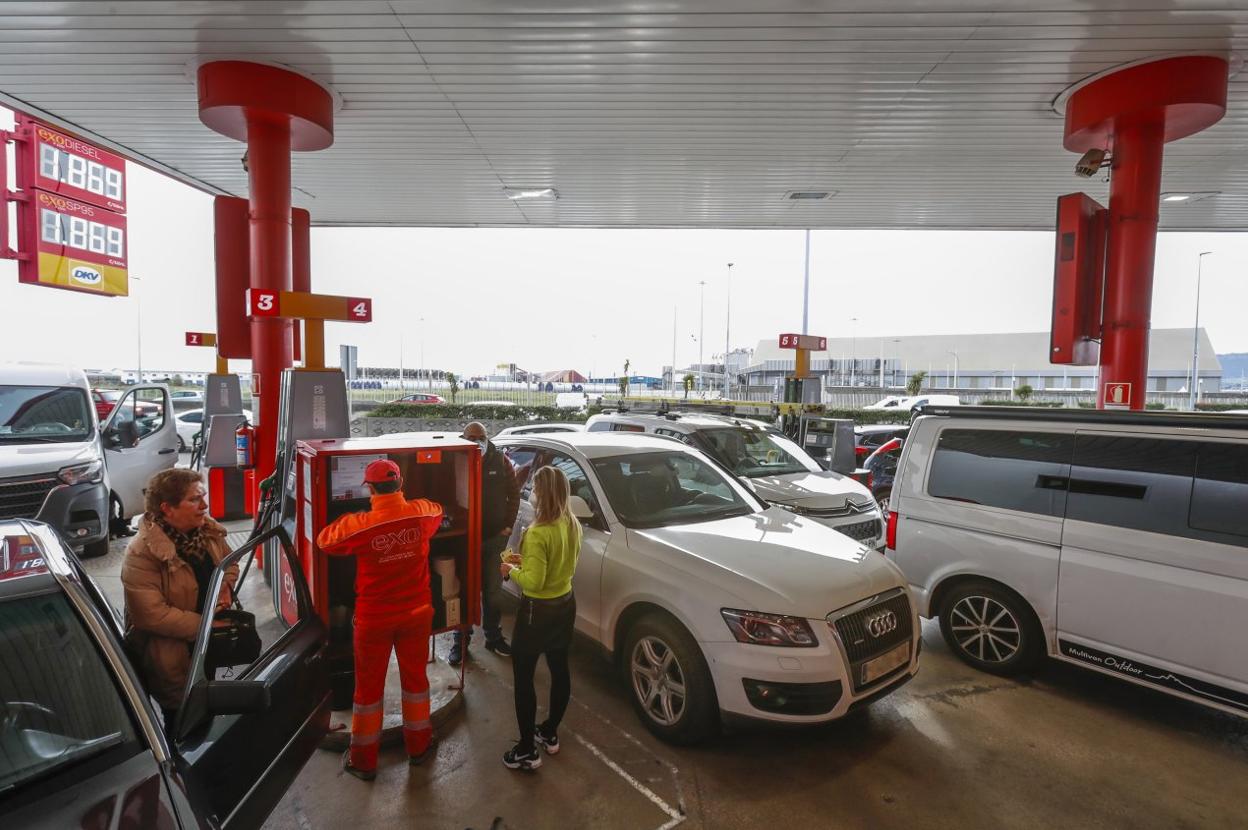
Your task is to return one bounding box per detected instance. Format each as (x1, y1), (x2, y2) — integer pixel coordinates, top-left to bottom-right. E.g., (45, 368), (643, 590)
(741, 328), (1222, 394)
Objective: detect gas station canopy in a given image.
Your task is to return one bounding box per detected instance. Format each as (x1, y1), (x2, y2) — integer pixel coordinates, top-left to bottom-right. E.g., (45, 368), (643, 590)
(1, 1), (1246, 230)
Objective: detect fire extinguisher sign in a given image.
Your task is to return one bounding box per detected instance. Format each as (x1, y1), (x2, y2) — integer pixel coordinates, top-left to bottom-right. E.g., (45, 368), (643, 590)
(1104, 382), (1132, 409)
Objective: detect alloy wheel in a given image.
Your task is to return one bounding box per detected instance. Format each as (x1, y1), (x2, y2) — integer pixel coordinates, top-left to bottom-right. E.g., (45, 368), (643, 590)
(950, 595), (1021, 663)
(630, 636), (687, 726)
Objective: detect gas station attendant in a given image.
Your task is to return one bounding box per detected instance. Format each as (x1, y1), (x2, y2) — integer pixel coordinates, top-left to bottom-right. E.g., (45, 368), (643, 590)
(316, 459), (444, 781)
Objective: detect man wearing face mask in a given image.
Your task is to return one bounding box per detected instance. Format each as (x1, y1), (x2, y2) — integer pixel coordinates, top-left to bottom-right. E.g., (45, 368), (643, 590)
(450, 421), (521, 665)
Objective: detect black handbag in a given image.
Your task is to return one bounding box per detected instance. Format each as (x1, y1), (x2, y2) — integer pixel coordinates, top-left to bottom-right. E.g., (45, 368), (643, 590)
(206, 608), (261, 670)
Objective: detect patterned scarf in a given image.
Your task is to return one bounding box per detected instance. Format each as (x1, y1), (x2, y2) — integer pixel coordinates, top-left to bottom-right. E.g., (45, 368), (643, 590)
(155, 516), (213, 565)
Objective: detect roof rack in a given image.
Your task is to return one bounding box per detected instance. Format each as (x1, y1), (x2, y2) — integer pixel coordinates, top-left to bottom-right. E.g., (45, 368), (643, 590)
(917, 405), (1248, 431)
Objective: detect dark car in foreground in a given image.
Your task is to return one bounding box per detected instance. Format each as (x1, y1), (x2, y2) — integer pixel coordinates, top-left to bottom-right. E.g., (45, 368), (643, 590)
(0, 522), (328, 829)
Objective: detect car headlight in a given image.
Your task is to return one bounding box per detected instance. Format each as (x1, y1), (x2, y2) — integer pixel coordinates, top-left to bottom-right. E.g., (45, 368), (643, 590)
(721, 608), (817, 647)
(59, 459), (103, 485)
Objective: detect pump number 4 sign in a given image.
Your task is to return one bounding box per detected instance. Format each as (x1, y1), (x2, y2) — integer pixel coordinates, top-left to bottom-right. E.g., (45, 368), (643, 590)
(245, 289), (372, 323)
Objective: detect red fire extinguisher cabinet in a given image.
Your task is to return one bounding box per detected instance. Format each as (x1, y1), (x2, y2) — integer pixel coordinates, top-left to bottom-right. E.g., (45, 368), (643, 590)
(292, 433), (482, 705)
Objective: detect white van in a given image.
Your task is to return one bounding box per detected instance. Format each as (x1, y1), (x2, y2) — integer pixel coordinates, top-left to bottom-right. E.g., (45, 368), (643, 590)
(0, 363), (177, 556)
(886, 406), (1248, 717)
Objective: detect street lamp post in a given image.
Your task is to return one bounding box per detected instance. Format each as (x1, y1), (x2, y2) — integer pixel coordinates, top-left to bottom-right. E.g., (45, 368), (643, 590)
(132, 276), (143, 381)
(1190, 251), (1213, 410)
(849, 317), (858, 386)
(417, 317), (426, 390)
(947, 350), (960, 389)
(724, 263), (733, 397)
(698, 280), (706, 391)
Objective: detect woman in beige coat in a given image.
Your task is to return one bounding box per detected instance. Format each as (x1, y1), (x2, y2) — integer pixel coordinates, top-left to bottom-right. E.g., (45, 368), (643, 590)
(122, 468), (237, 730)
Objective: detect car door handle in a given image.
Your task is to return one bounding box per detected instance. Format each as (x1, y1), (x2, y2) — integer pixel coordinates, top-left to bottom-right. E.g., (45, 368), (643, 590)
(159, 447), (177, 455)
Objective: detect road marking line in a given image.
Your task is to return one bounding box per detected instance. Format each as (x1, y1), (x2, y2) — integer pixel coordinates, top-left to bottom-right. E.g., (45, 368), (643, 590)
(573, 733), (686, 830)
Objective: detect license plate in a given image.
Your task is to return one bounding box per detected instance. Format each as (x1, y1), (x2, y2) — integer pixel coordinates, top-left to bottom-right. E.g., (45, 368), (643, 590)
(861, 642), (909, 685)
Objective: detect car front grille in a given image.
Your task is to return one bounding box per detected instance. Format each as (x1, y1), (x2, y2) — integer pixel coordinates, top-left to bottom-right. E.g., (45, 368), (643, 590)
(836, 518), (881, 543)
(0, 475), (59, 520)
(830, 591), (914, 690)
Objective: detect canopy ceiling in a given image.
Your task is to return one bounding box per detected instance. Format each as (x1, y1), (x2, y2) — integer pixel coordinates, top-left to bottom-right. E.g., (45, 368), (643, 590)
(1, 1), (1245, 229)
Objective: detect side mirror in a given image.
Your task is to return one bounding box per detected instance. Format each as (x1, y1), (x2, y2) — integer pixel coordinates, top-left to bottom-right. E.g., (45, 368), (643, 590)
(205, 680), (271, 715)
(568, 495), (594, 521)
(103, 428), (122, 449)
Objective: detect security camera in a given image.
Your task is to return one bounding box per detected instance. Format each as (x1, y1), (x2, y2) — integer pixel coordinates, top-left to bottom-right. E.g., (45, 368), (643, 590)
(1074, 148), (1108, 178)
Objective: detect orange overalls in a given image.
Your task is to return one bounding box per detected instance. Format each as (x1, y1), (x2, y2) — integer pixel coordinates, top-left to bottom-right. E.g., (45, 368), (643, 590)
(317, 493), (443, 771)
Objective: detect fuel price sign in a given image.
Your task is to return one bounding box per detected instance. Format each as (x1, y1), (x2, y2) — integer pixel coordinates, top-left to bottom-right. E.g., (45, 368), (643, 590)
(27, 123), (126, 212)
(5, 115), (131, 297)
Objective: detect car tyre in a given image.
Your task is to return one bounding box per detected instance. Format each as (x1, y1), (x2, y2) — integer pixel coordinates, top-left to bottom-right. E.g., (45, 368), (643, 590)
(623, 614), (718, 745)
(81, 536), (110, 558)
(938, 580), (1043, 676)
(177, 435), (186, 452)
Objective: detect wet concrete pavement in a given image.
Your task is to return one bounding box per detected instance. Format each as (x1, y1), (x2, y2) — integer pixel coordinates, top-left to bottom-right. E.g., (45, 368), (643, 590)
(85, 532), (1248, 830)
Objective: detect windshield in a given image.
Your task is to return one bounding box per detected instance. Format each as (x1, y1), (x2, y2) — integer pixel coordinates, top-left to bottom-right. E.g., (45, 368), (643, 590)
(0, 386), (94, 444)
(591, 450), (757, 529)
(695, 428), (820, 478)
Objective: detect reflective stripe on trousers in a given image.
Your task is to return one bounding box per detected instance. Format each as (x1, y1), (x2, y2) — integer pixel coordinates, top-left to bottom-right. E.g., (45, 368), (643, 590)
(349, 606), (434, 770)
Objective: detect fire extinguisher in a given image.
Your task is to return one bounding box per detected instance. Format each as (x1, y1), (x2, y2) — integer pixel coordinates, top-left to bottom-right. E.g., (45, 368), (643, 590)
(235, 421), (255, 468)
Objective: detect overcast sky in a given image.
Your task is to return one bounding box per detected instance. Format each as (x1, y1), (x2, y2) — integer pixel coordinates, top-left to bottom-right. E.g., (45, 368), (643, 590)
(3, 133), (1246, 379)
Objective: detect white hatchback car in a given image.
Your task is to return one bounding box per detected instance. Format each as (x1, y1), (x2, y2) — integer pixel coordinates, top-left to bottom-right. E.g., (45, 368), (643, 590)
(496, 432), (920, 744)
(175, 408), (252, 451)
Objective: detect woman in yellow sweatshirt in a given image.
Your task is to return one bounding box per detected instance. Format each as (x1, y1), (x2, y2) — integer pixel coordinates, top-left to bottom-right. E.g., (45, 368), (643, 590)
(499, 465), (582, 771)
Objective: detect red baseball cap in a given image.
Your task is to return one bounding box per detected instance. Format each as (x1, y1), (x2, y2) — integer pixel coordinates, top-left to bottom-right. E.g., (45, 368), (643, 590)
(363, 459), (401, 484)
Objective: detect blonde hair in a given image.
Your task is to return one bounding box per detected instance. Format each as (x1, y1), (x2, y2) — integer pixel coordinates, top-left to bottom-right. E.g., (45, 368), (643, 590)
(531, 465), (573, 527)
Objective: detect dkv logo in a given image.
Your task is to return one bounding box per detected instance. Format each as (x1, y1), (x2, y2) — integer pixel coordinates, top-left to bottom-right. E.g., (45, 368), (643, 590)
(68, 263), (103, 286)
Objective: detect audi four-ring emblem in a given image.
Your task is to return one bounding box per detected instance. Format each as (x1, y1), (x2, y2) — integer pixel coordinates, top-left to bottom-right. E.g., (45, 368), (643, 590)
(866, 610), (898, 638)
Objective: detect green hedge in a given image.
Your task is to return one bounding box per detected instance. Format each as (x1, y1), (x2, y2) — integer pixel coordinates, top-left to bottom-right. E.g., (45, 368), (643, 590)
(1195, 402), (1248, 412)
(368, 402), (597, 421)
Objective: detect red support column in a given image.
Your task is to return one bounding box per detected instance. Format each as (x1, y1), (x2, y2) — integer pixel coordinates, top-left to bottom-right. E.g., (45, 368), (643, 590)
(198, 60), (334, 483)
(1097, 115), (1163, 408)
(1062, 55), (1227, 410)
(246, 113), (294, 482)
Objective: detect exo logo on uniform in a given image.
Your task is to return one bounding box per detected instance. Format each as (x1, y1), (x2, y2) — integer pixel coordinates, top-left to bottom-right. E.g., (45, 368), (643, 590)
(371, 527), (424, 558)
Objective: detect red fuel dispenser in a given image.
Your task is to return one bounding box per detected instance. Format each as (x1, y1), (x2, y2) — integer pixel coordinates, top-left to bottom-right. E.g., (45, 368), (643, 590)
(293, 433), (481, 706)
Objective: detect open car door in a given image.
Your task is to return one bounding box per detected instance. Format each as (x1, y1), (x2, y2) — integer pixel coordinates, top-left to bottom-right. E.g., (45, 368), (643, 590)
(173, 527), (329, 829)
(101, 385), (178, 519)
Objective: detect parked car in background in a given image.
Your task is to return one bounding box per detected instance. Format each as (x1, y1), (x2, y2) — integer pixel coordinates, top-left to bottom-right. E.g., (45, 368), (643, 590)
(169, 389), (203, 407)
(862, 437), (903, 511)
(496, 432), (920, 743)
(854, 424), (910, 462)
(494, 422), (583, 438)
(865, 394), (959, 412)
(0, 522), (330, 828)
(396, 392), (445, 404)
(469, 400), (517, 408)
(2, 365), (176, 557)
(175, 408), (253, 452)
(586, 411), (883, 547)
(887, 407), (1248, 718)
(91, 388), (121, 421)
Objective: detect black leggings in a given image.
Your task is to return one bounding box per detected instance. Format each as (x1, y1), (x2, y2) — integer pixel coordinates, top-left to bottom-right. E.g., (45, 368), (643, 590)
(512, 594), (575, 751)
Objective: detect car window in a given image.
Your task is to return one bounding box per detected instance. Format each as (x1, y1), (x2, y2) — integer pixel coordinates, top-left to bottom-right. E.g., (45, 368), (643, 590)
(110, 388), (167, 446)
(0, 591), (140, 795)
(611, 423), (645, 433)
(654, 428), (692, 444)
(698, 428), (819, 477)
(182, 411), (203, 424)
(590, 450), (755, 529)
(1066, 434), (1197, 539)
(1190, 442), (1248, 543)
(928, 428), (1073, 517)
(0, 385), (93, 445)
(503, 447), (539, 490)
(547, 453), (602, 519)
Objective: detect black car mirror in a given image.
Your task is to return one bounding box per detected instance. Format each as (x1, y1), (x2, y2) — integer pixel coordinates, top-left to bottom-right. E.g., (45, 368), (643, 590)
(205, 680), (271, 715)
